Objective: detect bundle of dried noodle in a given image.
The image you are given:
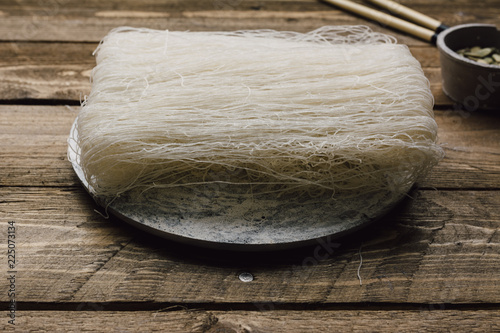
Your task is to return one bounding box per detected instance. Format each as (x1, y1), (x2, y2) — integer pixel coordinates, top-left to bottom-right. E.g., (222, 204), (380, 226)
(69, 26), (444, 202)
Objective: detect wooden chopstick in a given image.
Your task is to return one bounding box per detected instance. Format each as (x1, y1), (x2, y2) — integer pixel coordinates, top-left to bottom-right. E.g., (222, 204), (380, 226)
(322, 0), (439, 44)
(364, 0), (448, 33)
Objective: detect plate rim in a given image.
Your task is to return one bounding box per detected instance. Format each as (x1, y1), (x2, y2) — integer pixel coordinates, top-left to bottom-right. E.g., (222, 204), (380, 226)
(68, 119), (405, 251)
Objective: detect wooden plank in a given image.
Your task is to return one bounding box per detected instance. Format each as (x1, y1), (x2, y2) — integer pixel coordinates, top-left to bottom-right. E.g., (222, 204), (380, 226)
(0, 187), (498, 304)
(1, 309), (499, 332)
(0, 63), (451, 104)
(2, 105), (499, 188)
(0, 12), (413, 43)
(0, 43), (439, 68)
(0, 105), (79, 187)
(0, 0), (499, 44)
(3, 0), (500, 17)
(0, 49), (452, 106)
(0, 42), (450, 103)
(1, 0), (500, 21)
(0, 42), (94, 101)
(420, 107), (500, 189)
(1, 14), (498, 46)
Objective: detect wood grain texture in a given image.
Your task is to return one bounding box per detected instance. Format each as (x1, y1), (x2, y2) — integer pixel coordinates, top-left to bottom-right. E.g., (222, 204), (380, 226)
(2, 309), (500, 332)
(0, 42), (453, 103)
(0, 0), (499, 329)
(0, 105), (78, 187)
(1, 105), (499, 189)
(0, 0), (499, 44)
(0, 4), (480, 106)
(0, 187), (498, 304)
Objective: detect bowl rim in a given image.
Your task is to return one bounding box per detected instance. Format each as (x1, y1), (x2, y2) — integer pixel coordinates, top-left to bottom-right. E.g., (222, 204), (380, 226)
(436, 23), (500, 70)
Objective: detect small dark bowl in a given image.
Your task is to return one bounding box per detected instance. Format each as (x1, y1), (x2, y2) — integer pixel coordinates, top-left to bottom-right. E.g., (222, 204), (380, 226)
(437, 23), (500, 110)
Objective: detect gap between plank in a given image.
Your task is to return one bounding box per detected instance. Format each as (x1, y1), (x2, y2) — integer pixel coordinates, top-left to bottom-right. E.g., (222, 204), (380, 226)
(2, 302), (500, 312)
(0, 99), (81, 106)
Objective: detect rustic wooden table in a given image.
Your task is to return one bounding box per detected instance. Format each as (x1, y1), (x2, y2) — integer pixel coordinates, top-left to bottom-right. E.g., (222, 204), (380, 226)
(1, 0), (500, 331)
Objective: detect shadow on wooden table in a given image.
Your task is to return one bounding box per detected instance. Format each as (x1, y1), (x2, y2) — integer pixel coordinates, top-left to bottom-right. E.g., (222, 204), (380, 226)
(110, 191), (421, 268)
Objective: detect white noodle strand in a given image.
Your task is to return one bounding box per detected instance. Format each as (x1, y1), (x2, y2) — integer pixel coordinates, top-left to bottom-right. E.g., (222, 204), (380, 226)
(69, 26), (444, 202)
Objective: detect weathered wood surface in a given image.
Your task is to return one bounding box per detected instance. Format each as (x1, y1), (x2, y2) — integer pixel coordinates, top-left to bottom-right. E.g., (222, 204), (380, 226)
(0, 186), (499, 304)
(0, 0), (498, 105)
(0, 40), (449, 104)
(0, 0), (499, 331)
(1, 106), (499, 189)
(2, 309), (500, 332)
(0, 0), (499, 44)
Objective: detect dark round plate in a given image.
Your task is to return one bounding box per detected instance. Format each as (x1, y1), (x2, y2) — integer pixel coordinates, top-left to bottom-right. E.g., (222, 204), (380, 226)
(68, 120), (403, 251)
